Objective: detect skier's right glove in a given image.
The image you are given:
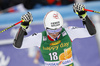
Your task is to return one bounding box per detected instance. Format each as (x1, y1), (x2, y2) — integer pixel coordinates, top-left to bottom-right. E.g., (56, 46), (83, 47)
(73, 3), (87, 20)
(21, 12), (33, 29)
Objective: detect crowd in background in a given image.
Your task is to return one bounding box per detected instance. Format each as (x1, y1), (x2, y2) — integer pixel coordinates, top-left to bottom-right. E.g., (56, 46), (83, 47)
(0, 0), (99, 13)
(0, 0), (74, 10)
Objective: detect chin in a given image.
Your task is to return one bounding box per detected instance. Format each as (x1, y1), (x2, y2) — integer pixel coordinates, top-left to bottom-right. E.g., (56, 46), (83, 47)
(53, 37), (57, 39)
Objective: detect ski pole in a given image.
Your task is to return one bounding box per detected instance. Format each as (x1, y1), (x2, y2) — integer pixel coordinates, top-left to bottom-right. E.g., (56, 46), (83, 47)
(0, 20), (23, 33)
(83, 8), (100, 14)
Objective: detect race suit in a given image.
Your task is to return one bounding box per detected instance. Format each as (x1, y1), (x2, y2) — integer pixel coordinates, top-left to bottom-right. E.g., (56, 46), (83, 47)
(20, 26), (92, 66)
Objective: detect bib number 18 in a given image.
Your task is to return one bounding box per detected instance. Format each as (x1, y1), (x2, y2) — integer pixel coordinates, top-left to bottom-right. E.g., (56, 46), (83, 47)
(49, 52), (58, 60)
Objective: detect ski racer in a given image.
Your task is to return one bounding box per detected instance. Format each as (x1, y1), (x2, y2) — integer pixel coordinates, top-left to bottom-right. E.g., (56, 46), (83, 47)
(13, 3), (96, 66)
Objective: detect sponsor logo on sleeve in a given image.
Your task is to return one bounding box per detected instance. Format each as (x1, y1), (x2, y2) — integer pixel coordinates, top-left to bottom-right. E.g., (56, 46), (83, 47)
(43, 36), (47, 41)
(62, 31), (67, 37)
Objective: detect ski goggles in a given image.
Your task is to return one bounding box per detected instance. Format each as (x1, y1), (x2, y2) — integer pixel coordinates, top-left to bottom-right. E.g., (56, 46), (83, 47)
(46, 28), (62, 34)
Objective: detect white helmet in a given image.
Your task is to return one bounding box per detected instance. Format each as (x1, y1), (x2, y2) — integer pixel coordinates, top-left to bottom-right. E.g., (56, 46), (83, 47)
(44, 11), (63, 29)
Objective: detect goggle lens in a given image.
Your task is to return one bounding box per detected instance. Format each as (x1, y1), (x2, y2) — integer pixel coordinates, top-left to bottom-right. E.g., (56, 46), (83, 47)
(47, 28), (62, 33)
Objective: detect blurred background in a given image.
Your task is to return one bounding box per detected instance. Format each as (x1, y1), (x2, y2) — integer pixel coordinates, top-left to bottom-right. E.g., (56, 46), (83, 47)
(0, 0), (100, 66)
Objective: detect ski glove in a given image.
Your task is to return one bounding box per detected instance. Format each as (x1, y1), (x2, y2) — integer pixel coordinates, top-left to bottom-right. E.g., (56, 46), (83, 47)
(21, 12), (33, 29)
(73, 3), (87, 20)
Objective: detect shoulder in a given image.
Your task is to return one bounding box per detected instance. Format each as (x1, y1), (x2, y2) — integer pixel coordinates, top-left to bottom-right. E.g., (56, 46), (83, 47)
(65, 26), (79, 31)
(32, 32), (42, 37)
(31, 31), (47, 38)
(41, 31), (47, 36)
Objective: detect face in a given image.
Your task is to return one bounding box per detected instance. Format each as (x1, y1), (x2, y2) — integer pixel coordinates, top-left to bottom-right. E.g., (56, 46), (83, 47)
(46, 27), (62, 39)
(49, 32), (60, 39)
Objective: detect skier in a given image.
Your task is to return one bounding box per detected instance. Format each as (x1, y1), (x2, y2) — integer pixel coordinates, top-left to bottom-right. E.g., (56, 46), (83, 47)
(13, 3), (96, 66)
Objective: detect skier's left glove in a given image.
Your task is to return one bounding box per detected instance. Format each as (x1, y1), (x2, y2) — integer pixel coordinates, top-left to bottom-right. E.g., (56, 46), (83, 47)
(21, 12), (33, 29)
(73, 3), (87, 20)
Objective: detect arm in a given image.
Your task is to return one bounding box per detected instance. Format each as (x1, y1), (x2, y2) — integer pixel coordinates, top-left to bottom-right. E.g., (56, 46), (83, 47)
(13, 27), (42, 48)
(13, 12), (34, 48)
(82, 16), (96, 35)
(73, 3), (96, 35)
(13, 27), (26, 48)
(21, 33), (42, 48)
(66, 3), (96, 41)
(66, 26), (92, 41)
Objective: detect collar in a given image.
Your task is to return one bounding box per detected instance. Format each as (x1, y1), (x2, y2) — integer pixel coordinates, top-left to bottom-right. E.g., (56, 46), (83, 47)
(47, 32), (60, 41)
